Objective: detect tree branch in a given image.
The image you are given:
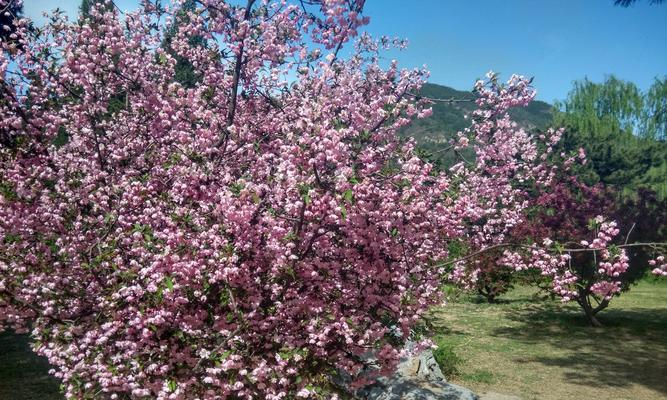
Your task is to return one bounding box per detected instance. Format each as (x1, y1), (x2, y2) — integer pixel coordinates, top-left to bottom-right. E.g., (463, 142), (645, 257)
(436, 241), (667, 268)
(214, 0), (256, 149)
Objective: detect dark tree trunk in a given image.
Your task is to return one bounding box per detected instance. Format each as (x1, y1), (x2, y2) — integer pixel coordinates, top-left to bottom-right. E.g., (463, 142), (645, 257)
(580, 301), (603, 327)
(478, 286), (497, 303)
(577, 291), (609, 327)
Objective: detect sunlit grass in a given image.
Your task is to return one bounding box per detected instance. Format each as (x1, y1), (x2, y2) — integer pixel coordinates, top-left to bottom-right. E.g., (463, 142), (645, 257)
(429, 279), (667, 400)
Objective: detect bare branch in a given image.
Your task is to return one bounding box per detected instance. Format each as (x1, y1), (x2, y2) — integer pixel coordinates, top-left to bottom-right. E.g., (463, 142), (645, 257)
(624, 223), (636, 245)
(214, 0), (257, 149)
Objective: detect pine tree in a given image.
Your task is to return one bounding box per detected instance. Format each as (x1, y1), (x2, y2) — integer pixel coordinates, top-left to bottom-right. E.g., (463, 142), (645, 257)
(161, 0), (203, 88)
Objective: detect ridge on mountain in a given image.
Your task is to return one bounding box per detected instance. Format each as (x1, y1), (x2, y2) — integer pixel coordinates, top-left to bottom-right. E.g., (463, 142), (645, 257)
(402, 83), (553, 165)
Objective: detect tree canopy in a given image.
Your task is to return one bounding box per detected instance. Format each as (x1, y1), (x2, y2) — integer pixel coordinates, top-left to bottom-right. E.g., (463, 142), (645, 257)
(554, 76), (667, 198)
(614, 0), (666, 6)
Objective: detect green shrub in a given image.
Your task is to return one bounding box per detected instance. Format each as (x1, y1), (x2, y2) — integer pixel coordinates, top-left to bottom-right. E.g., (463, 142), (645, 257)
(441, 283), (466, 303)
(432, 341), (462, 377)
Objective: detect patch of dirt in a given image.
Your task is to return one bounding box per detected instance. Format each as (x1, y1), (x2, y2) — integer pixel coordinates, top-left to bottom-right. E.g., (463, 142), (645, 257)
(478, 392), (521, 400)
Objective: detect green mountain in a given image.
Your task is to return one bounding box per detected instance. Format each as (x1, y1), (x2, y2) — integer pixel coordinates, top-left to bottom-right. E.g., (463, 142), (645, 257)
(404, 81), (667, 200)
(401, 83), (554, 166)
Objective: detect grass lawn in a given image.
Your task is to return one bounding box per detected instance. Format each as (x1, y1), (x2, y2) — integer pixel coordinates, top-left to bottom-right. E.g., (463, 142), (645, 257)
(2, 280), (666, 399)
(0, 330), (61, 400)
(428, 279), (667, 400)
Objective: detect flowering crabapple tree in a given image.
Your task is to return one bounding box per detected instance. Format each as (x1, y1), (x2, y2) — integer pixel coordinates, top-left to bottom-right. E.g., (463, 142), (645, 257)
(451, 246), (516, 303)
(498, 175), (619, 326)
(501, 216), (665, 327)
(449, 145), (667, 325)
(498, 177), (667, 327)
(0, 0), (574, 398)
(447, 148), (596, 302)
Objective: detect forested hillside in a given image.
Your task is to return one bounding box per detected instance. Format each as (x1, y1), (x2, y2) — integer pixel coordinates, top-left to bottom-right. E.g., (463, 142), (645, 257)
(401, 83), (553, 167)
(403, 80), (667, 200)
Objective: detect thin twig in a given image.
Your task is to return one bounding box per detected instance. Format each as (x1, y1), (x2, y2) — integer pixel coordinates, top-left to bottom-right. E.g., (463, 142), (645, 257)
(214, 0), (257, 149)
(624, 223), (636, 245)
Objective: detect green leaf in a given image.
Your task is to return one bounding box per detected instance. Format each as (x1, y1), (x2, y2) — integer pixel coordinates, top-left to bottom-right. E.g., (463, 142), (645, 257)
(53, 126), (69, 147)
(0, 180), (17, 201)
(104, 213), (115, 224)
(333, 119), (347, 130)
(230, 182), (245, 196)
(298, 183), (312, 205)
(587, 218), (598, 231)
(165, 276), (174, 291)
(554, 241), (565, 253)
(283, 231), (298, 242)
(343, 189), (354, 203)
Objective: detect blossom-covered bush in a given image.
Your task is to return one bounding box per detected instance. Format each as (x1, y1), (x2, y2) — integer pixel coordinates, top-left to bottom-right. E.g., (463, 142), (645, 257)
(498, 180), (666, 326)
(0, 0), (572, 398)
(449, 145), (667, 325)
(651, 256), (667, 276)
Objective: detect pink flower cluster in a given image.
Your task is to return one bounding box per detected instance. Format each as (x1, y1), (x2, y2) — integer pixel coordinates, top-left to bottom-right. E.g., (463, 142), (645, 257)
(650, 256), (667, 276)
(500, 216), (633, 302)
(500, 244), (577, 301)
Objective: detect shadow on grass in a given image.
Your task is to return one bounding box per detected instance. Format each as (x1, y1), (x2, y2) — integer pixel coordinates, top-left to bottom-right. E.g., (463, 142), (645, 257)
(0, 330), (62, 400)
(492, 304), (667, 395)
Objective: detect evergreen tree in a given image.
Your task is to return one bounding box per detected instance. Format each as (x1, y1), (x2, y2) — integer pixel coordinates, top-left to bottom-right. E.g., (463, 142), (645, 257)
(554, 75), (667, 199)
(160, 0), (203, 88)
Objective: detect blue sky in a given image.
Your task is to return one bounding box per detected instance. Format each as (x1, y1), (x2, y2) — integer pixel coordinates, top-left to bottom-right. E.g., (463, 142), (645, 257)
(24, 0), (667, 102)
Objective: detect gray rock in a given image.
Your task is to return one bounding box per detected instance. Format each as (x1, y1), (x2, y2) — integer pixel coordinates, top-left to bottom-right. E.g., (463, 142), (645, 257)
(340, 341), (479, 400)
(415, 349), (447, 382)
(395, 341), (446, 382)
(359, 378), (478, 400)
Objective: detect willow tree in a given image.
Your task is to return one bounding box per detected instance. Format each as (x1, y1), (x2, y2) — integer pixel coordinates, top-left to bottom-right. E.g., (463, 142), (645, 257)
(554, 76), (667, 198)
